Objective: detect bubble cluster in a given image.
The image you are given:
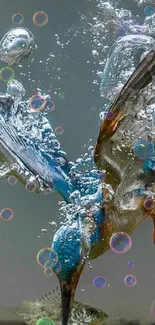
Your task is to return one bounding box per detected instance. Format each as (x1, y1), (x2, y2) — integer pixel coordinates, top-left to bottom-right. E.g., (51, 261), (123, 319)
(93, 276), (106, 288)
(33, 11), (48, 27)
(124, 274), (137, 287)
(143, 198), (154, 211)
(109, 232), (132, 254)
(29, 94), (46, 111)
(55, 126), (64, 135)
(8, 176), (17, 185)
(37, 247), (58, 269)
(0, 67), (14, 82)
(12, 13), (24, 24)
(0, 27), (35, 66)
(133, 139), (153, 160)
(0, 208), (14, 221)
(36, 318), (55, 325)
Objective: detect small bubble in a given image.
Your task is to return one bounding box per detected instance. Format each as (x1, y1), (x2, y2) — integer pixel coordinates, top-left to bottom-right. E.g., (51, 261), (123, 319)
(8, 176), (17, 185)
(0, 208), (14, 221)
(12, 13), (24, 24)
(98, 171), (106, 182)
(106, 111), (115, 120)
(53, 261), (61, 274)
(55, 126), (64, 135)
(0, 67), (14, 82)
(127, 261), (135, 268)
(49, 221), (57, 228)
(25, 181), (36, 192)
(44, 267), (53, 277)
(29, 94), (46, 111)
(133, 139), (153, 160)
(49, 248), (59, 267)
(109, 232), (132, 254)
(93, 276), (106, 288)
(124, 274), (137, 287)
(44, 260), (51, 269)
(33, 11), (48, 27)
(41, 228), (47, 233)
(143, 198), (154, 211)
(45, 100), (55, 112)
(58, 92), (65, 99)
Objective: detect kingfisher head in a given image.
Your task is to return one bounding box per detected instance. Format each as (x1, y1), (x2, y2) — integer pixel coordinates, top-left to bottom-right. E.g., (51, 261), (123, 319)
(50, 215), (91, 325)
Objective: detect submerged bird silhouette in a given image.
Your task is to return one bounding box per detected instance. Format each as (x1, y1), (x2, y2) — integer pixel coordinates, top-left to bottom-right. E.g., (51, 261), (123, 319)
(49, 50), (155, 325)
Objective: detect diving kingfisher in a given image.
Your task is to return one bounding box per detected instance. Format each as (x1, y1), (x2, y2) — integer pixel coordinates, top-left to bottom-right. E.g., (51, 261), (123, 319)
(0, 51), (155, 325)
(49, 50), (155, 325)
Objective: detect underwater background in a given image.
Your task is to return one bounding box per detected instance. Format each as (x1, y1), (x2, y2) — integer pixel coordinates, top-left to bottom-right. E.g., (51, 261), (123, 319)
(0, 0), (155, 323)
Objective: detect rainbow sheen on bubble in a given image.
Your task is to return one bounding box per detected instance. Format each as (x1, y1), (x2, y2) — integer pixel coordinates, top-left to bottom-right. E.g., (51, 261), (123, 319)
(55, 126), (64, 135)
(8, 176), (17, 185)
(127, 261), (135, 268)
(29, 94), (46, 111)
(93, 276), (106, 288)
(124, 274), (137, 287)
(25, 181), (36, 192)
(0, 67), (14, 82)
(109, 232), (132, 254)
(36, 318), (55, 325)
(53, 261), (61, 274)
(44, 267), (54, 277)
(133, 139), (153, 160)
(12, 13), (24, 24)
(33, 11), (48, 27)
(37, 247), (51, 269)
(143, 198), (154, 211)
(45, 100), (55, 112)
(106, 111), (114, 120)
(49, 248), (59, 268)
(97, 170), (106, 182)
(0, 208), (14, 221)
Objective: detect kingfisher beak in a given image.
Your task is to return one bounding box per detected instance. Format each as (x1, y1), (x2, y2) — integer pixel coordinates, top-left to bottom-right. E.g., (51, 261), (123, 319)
(59, 262), (85, 325)
(60, 280), (74, 325)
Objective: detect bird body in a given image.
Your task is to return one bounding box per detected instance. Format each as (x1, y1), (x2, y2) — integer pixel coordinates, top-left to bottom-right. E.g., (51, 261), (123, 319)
(50, 50), (155, 325)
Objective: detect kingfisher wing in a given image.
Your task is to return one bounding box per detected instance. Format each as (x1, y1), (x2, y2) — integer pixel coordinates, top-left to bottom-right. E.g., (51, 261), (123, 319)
(94, 50), (155, 191)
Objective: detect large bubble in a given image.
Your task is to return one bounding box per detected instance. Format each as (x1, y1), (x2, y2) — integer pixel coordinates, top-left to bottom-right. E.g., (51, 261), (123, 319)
(0, 27), (36, 65)
(109, 232), (132, 254)
(100, 34), (155, 100)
